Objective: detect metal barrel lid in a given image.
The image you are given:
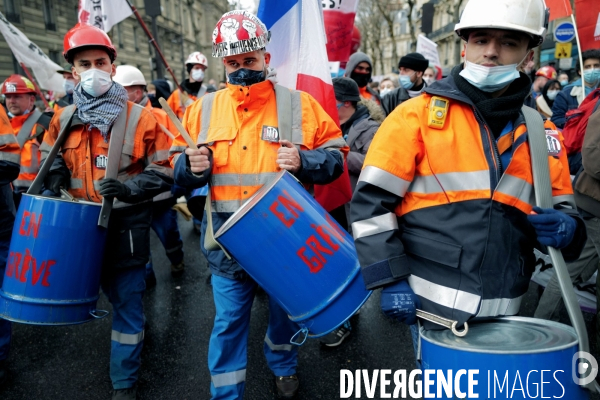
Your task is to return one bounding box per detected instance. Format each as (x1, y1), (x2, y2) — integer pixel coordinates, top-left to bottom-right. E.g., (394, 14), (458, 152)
(215, 170), (289, 239)
(22, 193), (101, 207)
(420, 316), (578, 355)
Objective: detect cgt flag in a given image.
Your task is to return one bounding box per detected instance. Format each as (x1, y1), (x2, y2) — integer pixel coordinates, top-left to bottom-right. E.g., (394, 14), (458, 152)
(546, 0), (572, 21)
(0, 12), (63, 92)
(78, 0), (133, 32)
(575, 0), (600, 51)
(257, 0), (352, 212)
(322, 0), (359, 63)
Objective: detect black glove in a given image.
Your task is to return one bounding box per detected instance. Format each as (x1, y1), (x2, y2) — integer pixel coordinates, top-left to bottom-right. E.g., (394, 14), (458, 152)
(45, 172), (68, 194)
(98, 178), (132, 201)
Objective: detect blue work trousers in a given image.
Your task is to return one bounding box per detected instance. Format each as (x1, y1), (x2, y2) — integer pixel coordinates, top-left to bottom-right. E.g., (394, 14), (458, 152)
(150, 206), (184, 266)
(0, 239), (11, 361)
(101, 266), (146, 390)
(209, 274), (299, 400)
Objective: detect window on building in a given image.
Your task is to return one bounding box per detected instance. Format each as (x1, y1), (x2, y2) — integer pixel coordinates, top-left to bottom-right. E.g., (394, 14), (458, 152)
(49, 50), (61, 65)
(43, 0), (56, 31)
(164, 0), (170, 19)
(117, 23), (124, 49)
(174, 2), (180, 23)
(4, 0), (20, 23)
(12, 54), (25, 74)
(133, 26), (139, 52)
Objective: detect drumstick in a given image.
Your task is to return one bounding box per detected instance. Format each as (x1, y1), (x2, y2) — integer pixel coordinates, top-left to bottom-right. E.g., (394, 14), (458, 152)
(159, 124), (176, 141)
(158, 97), (196, 148)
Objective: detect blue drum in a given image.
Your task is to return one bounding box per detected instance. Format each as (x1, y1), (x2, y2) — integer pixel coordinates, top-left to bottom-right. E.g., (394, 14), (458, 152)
(420, 317), (589, 399)
(215, 171), (371, 338)
(0, 194), (108, 325)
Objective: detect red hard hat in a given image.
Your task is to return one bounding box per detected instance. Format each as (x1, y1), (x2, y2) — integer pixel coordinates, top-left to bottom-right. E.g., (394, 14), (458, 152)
(63, 23), (117, 64)
(535, 66), (557, 80)
(212, 10), (270, 58)
(1, 74), (36, 95)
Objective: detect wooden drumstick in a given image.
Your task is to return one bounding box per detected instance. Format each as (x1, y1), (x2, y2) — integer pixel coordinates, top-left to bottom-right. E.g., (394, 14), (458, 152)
(158, 97), (196, 148)
(159, 124), (176, 141)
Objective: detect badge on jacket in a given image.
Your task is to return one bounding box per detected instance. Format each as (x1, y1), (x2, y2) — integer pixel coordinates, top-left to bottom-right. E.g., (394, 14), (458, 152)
(545, 130), (563, 157)
(95, 154), (108, 169)
(261, 125), (280, 142)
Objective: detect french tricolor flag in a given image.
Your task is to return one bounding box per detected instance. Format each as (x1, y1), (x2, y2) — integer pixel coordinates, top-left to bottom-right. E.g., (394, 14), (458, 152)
(257, 0), (352, 212)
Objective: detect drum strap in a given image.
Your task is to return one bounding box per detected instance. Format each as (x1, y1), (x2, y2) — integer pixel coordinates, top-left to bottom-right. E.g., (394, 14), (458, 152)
(16, 109), (42, 149)
(27, 105), (76, 195)
(522, 106), (593, 391)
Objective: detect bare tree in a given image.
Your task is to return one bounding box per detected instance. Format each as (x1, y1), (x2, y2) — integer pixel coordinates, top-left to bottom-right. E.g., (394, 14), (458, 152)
(356, 0), (385, 74)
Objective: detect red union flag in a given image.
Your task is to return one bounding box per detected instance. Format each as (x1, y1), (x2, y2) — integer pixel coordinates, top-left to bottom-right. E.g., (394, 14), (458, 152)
(546, 0), (572, 21)
(575, 0), (600, 51)
(322, 0), (359, 62)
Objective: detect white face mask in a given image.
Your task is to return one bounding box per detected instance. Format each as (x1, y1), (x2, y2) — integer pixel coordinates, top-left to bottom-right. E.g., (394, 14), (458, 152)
(424, 77), (435, 86)
(379, 88), (393, 97)
(460, 60), (520, 92)
(546, 90), (560, 100)
(191, 69), (205, 82)
(63, 79), (75, 95)
(79, 68), (112, 97)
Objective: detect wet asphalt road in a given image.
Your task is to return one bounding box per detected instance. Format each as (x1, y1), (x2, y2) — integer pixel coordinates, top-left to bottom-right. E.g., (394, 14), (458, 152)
(1, 213), (599, 400)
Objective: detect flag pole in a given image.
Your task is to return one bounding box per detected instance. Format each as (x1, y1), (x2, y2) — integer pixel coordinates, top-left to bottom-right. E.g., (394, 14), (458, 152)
(570, 13), (586, 97)
(123, 0), (183, 92)
(19, 62), (51, 110)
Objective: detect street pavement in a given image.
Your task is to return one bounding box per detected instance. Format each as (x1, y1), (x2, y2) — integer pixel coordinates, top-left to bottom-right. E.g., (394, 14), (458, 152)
(1, 213), (599, 400)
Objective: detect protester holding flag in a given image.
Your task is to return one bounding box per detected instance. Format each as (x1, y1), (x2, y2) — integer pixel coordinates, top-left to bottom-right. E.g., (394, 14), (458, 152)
(169, 10), (347, 399)
(41, 23), (173, 400)
(1, 74), (50, 206)
(166, 52), (209, 119)
(0, 106), (20, 389)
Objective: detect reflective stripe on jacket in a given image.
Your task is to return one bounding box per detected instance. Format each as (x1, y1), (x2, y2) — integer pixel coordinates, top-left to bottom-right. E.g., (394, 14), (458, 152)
(350, 76), (579, 329)
(169, 80), (347, 279)
(10, 112), (46, 191)
(0, 106), (21, 239)
(40, 102), (173, 207)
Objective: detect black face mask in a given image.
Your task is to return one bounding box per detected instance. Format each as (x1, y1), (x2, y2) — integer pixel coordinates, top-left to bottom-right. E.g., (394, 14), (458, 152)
(228, 68), (266, 87)
(350, 71), (371, 88)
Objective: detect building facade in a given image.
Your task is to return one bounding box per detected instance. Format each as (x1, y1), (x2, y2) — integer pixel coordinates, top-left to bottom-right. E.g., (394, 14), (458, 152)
(0, 0), (228, 92)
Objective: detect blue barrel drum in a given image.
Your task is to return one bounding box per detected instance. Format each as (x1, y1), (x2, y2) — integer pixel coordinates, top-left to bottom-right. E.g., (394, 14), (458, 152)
(0, 194), (107, 325)
(215, 171), (371, 338)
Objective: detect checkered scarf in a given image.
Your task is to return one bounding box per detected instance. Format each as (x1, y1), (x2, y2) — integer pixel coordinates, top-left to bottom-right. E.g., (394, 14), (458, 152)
(73, 81), (129, 142)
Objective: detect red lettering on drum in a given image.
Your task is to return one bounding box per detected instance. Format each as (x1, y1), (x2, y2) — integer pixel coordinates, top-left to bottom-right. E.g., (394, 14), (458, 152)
(297, 224), (344, 273)
(269, 190), (305, 228)
(18, 211), (43, 238)
(4, 249), (56, 287)
(297, 246), (324, 273)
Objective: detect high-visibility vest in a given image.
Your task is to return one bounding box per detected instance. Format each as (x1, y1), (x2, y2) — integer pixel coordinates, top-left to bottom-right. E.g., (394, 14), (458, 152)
(10, 109), (45, 191)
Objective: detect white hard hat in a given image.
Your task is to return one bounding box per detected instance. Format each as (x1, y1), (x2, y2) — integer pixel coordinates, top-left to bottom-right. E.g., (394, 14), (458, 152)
(113, 65), (147, 87)
(185, 51), (208, 67)
(455, 0), (549, 48)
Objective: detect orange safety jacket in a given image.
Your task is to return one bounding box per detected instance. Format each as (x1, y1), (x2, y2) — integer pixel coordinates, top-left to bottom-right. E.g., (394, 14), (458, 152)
(40, 102), (173, 207)
(143, 99), (177, 147)
(359, 86), (380, 105)
(350, 78), (581, 329)
(10, 110), (47, 192)
(0, 106), (20, 238)
(166, 89), (197, 120)
(170, 80), (348, 213)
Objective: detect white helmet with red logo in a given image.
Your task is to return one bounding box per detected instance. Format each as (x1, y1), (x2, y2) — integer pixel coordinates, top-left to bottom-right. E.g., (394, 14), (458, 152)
(212, 10), (270, 58)
(185, 51), (208, 68)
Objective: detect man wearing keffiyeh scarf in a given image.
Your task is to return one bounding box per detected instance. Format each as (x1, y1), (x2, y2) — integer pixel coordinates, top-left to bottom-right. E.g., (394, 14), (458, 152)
(39, 23), (173, 400)
(72, 79), (128, 142)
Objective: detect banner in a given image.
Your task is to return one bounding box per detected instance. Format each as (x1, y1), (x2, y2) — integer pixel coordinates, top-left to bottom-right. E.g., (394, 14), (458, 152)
(575, 0), (600, 52)
(416, 34), (441, 76)
(322, 0), (359, 62)
(0, 12), (63, 92)
(78, 0), (133, 32)
(546, 0), (572, 21)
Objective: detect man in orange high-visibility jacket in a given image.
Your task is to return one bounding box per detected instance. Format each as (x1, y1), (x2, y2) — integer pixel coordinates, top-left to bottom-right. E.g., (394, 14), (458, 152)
(1, 74), (50, 204)
(349, 0), (587, 366)
(166, 51), (209, 119)
(40, 23), (173, 400)
(0, 105), (20, 388)
(169, 10), (347, 400)
(113, 64), (185, 281)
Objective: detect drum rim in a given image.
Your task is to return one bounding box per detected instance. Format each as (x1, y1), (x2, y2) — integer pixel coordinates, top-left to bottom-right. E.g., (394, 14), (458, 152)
(215, 170), (288, 238)
(420, 316), (579, 354)
(22, 193), (102, 207)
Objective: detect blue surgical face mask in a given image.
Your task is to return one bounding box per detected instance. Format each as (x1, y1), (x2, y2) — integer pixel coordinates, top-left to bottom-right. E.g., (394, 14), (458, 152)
(546, 90), (560, 100)
(560, 79), (569, 87)
(459, 59), (520, 92)
(399, 73), (415, 90)
(336, 102), (343, 109)
(63, 79), (75, 95)
(583, 68), (600, 86)
(227, 68), (266, 87)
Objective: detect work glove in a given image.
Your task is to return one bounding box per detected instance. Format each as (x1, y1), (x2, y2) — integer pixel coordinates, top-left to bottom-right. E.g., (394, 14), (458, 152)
(44, 172), (68, 194)
(380, 279), (421, 325)
(527, 206), (577, 249)
(98, 178), (132, 201)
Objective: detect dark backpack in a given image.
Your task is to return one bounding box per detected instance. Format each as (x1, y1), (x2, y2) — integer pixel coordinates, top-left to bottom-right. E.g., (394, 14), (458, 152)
(562, 87), (600, 156)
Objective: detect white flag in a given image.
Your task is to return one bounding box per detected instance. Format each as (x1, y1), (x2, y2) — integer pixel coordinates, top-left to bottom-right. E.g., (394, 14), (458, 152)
(78, 0), (133, 32)
(416, 34), (442, 71)
(0, 12), (64, 92)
